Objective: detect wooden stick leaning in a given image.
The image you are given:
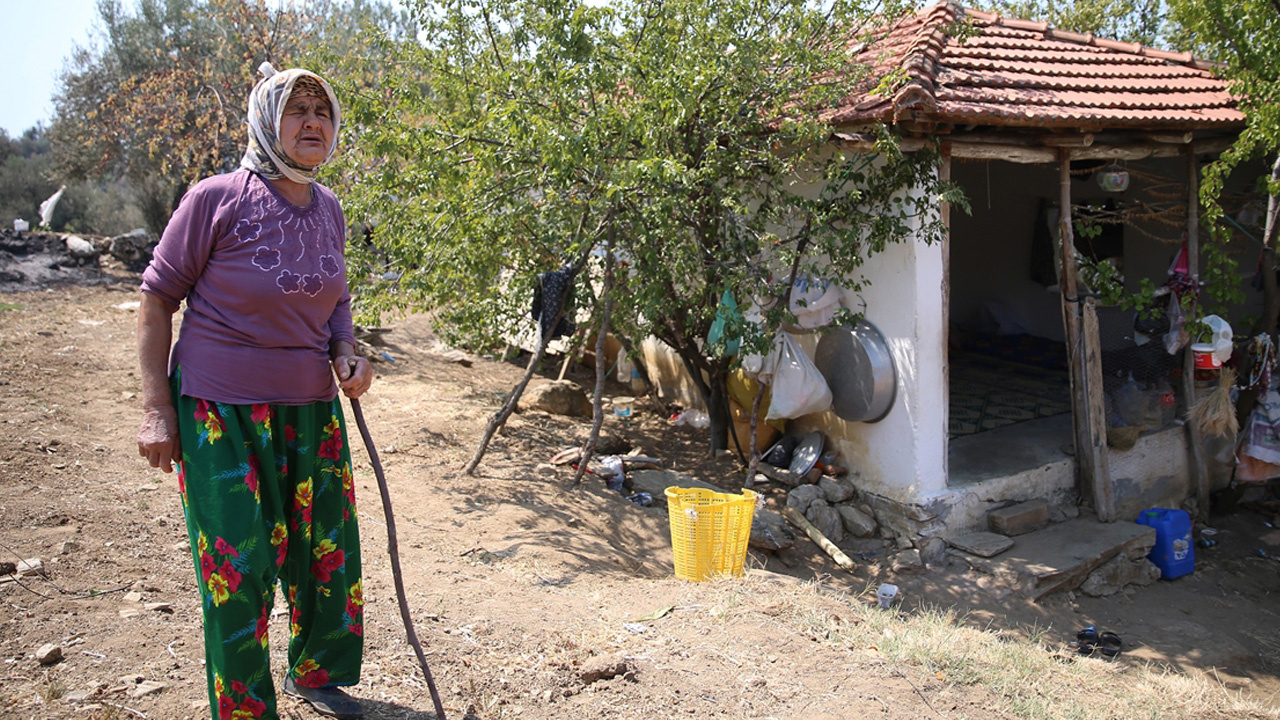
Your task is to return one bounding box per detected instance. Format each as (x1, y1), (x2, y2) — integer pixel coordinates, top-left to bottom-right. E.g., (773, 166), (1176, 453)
(782, 506), (857, 572)
(348, 395), (449, 720)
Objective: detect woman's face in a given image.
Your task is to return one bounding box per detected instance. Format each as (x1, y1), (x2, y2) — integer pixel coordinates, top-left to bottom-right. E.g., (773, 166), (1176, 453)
(279, 91), (334, 168)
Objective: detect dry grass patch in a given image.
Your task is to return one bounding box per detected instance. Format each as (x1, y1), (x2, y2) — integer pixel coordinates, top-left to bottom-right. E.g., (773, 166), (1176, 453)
(685, 575), (1280, 720)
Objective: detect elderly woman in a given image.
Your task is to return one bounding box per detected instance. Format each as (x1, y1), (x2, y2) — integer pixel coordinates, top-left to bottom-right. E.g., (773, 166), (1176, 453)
(137, 63), (371, 720)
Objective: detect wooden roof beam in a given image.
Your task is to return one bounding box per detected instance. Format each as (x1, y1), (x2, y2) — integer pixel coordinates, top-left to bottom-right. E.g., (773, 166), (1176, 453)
(1148, 132), (1194, 144)
(1042, 133), (1094, 147)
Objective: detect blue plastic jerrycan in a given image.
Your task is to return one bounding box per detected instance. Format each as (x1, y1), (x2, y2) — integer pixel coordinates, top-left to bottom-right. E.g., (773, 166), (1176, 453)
(1136, 508), (1195, 579)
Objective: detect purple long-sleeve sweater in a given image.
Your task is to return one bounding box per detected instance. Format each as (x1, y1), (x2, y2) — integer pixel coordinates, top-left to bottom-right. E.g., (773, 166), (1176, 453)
(141, 169), (355, 405)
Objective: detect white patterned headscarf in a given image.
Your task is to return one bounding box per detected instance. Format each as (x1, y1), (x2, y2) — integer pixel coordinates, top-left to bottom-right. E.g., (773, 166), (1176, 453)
(239, 62), (342, 184)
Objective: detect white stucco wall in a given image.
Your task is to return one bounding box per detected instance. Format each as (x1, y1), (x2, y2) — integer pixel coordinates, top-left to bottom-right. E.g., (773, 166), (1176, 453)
(791, 198), (949, 506)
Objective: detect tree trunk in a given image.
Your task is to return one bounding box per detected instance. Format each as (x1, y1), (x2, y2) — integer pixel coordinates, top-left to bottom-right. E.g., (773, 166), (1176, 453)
(572, 244), (615, 487)
(666, 338), (732, 456)
(1257, 154), (1280, 337)
(705, 364), (731, 457)
(743, 380), (768, 487)
(463, 242), (595, 475)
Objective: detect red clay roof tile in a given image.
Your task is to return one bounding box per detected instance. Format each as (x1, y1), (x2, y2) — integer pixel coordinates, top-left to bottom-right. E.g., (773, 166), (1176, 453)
(937, 69), (1226, 92)
(833, 1), (1245, 131)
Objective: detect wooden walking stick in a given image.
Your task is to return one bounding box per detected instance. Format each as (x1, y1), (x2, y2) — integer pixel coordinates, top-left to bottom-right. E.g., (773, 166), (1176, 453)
(348, 387), (448, 719)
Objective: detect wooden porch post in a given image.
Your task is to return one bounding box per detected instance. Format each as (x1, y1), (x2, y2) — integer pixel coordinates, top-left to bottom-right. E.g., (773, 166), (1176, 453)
(1057, 149), (1115, 521)
(1183, 146), (1211, 520)
(941, 143), (952, 478)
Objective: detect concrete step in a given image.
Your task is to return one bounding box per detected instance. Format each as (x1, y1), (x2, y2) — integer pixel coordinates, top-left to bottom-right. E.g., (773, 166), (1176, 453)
(952, 517), (1156, 600)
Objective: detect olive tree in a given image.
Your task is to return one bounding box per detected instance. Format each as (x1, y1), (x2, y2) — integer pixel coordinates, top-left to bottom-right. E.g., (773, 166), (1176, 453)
(48, 0), (408, 233)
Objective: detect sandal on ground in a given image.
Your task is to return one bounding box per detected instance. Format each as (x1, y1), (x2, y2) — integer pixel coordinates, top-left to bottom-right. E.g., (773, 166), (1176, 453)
(281, 676), (364, 719)
(1071, 625), (1099, 655)
(1097, 631), (1123, 658)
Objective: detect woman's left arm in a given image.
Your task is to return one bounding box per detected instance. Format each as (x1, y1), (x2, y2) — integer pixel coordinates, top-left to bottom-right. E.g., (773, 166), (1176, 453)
(331, 340), (373, 399)
(326, 194), (369, 398)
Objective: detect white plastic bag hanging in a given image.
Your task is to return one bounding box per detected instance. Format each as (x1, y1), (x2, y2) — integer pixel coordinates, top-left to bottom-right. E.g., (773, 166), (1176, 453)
(758, 331), (832, 420)
(788, 277), (843, 329)
(1202, 314), (1233, 365)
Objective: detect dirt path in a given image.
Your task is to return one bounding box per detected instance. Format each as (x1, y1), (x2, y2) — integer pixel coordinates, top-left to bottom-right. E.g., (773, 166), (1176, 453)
(2, 277), (1280, 719)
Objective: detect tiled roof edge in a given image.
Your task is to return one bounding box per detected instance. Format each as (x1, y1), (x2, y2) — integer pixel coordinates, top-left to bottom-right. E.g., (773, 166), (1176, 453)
(939, 2), (1222, 74)
(889, 1), (959, 118)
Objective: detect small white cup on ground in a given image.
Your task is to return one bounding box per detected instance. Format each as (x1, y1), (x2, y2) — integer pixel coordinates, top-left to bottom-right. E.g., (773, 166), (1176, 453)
(876, 583), (899, 609)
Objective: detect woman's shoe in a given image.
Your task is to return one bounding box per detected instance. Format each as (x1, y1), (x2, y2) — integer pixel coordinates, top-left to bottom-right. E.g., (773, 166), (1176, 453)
(281, 676), (364, 719)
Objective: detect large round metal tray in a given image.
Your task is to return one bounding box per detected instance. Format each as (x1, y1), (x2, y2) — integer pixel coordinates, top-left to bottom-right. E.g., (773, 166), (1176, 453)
(788, 431), (824, 476)
(814, 320), (897, 423)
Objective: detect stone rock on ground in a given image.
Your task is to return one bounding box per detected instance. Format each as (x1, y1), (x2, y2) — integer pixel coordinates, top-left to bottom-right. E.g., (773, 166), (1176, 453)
(521, 380), (592, 417)
(787, 485), (825, 513)
(948, 531), (1015, 558)
(891, 549), (924, 574)
(594, 432), (632, 455)
(837, 505), (877, 538)
(751, 510), (795, 551)
(1079, 551), (1161, 597)
(65, 235), (97, 260)
(988, 500), (1049, 537)
(579, 657), (634, 684)
(818, 476), (854, 503)
(130, 680), (166, 698)
(956, 519), (1156, 599)
(108, 229), (153, 268)
(35, 643), (62, 665)
(919, 537), (948, 566)
(64, 689), (96, 703)
(805, 501), (844, 543)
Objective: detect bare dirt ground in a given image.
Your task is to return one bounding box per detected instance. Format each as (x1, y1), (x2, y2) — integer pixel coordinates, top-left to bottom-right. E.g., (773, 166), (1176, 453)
(3, 242), (1280, 720)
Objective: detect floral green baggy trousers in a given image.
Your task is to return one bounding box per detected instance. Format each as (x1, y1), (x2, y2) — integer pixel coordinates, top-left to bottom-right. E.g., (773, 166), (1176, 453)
(173, 370), (363, 720)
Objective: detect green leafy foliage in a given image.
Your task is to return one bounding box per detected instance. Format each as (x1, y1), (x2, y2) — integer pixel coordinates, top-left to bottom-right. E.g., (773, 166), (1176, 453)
(1168, 0), (1279, 329)
(972, 0), (1170, 47)
(336, 0), (961, 451)
(0, 127), (145, 234)
(47, 0), (409, 233)
(0, 128), (60, 228)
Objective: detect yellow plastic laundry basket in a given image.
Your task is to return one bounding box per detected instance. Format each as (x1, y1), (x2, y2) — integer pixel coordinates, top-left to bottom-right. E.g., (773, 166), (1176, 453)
(665, 487), (757, 581)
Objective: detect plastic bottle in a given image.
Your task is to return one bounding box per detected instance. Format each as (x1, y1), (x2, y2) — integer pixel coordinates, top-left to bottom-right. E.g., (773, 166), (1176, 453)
(1114, 373), (1146, 427)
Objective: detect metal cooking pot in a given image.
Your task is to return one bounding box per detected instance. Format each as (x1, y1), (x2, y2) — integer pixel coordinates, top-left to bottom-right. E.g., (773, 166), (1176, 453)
(814, 320), (897, 423)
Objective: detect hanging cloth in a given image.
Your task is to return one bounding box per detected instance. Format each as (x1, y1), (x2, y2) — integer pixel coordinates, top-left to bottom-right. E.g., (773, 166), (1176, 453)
(531, 265), (576, 342)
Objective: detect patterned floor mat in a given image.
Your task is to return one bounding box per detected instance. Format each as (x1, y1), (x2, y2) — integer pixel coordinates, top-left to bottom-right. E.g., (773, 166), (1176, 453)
(950, 351), (1071, 437)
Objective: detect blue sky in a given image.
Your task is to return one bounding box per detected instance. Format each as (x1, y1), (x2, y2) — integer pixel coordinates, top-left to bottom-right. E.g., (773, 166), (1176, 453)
(1, 1), (100, 136)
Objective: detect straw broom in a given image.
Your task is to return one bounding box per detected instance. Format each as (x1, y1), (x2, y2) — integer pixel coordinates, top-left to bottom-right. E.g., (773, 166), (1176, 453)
(1188, 367), (1239, 437)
